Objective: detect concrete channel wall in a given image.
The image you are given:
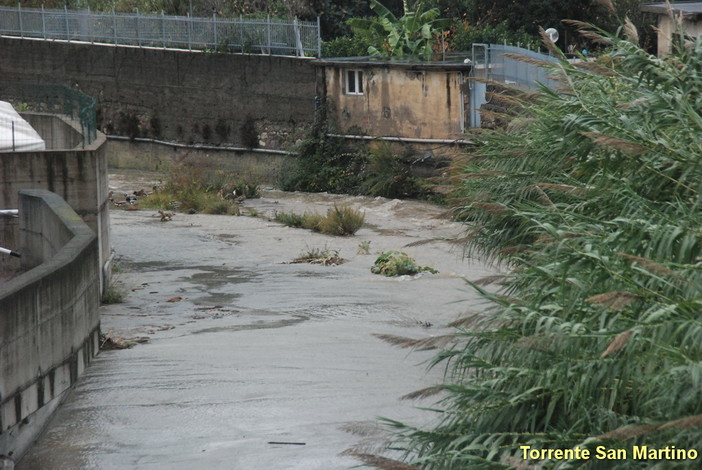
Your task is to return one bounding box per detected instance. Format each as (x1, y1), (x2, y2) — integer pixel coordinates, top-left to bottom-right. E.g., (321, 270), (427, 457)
(0, 113), (109, 287)
(0, 189), (101, 463)
(105, 137), (290, 185)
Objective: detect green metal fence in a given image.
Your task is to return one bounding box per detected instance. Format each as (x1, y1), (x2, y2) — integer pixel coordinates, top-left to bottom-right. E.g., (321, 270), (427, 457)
(2, 83), (97, 146)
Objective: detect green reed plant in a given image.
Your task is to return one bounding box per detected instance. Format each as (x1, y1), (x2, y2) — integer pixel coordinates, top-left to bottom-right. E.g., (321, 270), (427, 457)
(380, 21), (702, 469)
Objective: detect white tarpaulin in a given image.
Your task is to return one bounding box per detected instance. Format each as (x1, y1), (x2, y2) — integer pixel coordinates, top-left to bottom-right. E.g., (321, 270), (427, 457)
(0, 101), (45, 151)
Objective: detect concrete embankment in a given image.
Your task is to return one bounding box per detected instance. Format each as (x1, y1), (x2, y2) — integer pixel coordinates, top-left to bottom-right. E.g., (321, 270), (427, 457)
(0, 190), (101, 464)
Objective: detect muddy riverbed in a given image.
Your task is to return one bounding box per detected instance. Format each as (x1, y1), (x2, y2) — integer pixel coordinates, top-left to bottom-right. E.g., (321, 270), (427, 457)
(18, 172), (498, 470)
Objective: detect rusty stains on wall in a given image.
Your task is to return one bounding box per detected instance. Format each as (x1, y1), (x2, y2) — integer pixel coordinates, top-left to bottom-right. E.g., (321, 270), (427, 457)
(323, 61), (466, 140)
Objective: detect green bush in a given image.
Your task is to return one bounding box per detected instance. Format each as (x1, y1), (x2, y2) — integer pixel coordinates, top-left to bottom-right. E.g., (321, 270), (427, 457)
(322, 35), (372, 57)
(233, 180), (261, 199)
(280, 104), (367, 194)
(371, 251), (437, 276)
(281, 104), (433, 200)
(361, 142), (425, 199)
(450, 20), (537, 52)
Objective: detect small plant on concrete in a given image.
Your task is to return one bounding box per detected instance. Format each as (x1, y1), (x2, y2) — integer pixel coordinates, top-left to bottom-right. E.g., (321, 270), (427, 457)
(357, 240), (371, 255)
(371, 250), (437, 276)
(102, 263), (126, 304)
(274, 210), (306, 228)
(233, 180), (261, 199)
(101, 283), (124, 304)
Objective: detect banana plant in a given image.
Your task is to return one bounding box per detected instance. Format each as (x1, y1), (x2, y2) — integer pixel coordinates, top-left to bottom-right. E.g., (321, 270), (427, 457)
(348, 0), (452, 58)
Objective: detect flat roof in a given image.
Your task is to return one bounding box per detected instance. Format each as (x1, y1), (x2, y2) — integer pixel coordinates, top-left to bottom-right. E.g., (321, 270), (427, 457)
(314, 54), (472, 71)
(642, 2), (702, 17)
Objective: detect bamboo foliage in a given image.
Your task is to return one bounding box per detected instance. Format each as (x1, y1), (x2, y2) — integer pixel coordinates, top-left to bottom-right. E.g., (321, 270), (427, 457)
(384, 26), (702, 470)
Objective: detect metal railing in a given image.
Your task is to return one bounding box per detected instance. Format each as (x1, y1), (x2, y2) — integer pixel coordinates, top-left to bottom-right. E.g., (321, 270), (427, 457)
(1, 83), (97, 147)
(472, 43), (560, 90)
(0, 5), (321, 57)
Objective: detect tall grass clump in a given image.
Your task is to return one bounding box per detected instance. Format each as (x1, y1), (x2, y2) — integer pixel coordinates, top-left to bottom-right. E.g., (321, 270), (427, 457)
(275, 205), (364, 236)
(140, 154), (255, 215)
(378, 22), (702, 469)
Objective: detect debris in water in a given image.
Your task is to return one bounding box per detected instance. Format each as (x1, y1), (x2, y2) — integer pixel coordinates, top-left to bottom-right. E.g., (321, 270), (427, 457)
(100, 335), (150, 350)
(289, 247), (345, 266)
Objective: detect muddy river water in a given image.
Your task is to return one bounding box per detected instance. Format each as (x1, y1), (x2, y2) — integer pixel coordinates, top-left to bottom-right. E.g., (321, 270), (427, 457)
(18, 177), (498, 470)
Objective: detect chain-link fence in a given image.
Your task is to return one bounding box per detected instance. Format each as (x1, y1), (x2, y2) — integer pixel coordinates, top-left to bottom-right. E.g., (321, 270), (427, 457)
(1, 83), (97, 149)
(0, 5), (321, 57)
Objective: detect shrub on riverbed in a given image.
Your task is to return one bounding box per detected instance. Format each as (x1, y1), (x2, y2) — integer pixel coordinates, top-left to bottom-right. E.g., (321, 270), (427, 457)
(371, 251), (437, 276)
(275, 205), (364, 236)
(138, 154), (251, 215)
(280, 105), (430, 199)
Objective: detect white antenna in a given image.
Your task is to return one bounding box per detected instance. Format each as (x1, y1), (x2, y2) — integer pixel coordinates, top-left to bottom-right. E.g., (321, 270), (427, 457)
(545, 28), (559, 43)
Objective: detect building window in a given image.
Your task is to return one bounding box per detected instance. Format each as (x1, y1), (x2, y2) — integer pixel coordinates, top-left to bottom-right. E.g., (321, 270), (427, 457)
(345, 69), (364, 95)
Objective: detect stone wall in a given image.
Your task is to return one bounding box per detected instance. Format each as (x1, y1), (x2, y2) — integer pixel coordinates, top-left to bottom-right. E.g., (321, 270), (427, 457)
(0, 190), (101, 464)
(0, 37), (320, 149)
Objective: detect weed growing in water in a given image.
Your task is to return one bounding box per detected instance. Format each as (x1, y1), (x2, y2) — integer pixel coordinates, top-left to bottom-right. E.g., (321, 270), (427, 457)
(371, 251), (438, 276)
(102, 262), (126, 304)
(275, 205), (364, 236)
(319, 205), (365, 236)
(138, 153), (257, 215)
(357, 240), (371, 255)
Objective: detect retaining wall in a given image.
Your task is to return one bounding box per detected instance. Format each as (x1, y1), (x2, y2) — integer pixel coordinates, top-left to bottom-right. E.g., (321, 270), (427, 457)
(0, 37), (321, 148)
(0, 114), (109, 286)
(0, 190), (101, 463)
(105, 137), (290, 185)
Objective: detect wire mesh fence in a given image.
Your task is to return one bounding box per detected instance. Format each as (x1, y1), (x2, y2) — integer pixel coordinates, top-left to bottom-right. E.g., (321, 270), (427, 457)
(1, 83), (97, 149)
(0, 5), (321, 57)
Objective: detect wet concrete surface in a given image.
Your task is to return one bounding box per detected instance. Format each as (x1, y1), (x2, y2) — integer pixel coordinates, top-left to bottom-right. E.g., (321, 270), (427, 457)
(18, 176), (499, 469)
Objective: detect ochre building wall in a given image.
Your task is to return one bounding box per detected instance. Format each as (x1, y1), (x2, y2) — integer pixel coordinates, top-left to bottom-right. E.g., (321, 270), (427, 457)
(325, 66), (466, 140)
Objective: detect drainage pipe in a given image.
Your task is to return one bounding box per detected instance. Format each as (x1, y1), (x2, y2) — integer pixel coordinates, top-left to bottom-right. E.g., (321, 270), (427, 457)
(107, 135), (296, 155)
(0, 246), (20, 258)
(325, 133), (473, 145)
